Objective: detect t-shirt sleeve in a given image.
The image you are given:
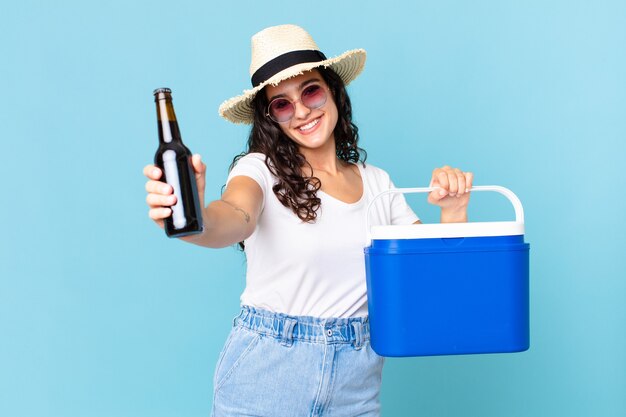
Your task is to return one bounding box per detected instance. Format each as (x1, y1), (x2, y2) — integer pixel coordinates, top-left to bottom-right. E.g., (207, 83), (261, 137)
(389, 178), (420, 225)
(226, 154), (269, 209)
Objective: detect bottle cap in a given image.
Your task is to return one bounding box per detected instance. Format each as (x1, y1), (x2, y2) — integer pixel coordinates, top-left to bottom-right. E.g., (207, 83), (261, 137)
(153, 88), (172, 95)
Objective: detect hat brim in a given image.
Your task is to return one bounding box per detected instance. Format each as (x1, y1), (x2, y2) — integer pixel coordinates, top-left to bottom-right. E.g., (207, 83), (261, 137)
(218, 48), (366, 124)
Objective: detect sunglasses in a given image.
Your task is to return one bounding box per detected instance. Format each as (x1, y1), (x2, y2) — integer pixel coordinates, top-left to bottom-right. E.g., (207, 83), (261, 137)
(266, 83), (328, 123)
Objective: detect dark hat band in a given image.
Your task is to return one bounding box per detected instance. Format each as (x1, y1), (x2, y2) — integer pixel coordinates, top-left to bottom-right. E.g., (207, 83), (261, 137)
(251, 50), (328, 87)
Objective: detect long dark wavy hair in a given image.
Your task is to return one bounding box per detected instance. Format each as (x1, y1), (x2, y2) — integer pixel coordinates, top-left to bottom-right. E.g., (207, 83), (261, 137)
(230, 66), (367, 226)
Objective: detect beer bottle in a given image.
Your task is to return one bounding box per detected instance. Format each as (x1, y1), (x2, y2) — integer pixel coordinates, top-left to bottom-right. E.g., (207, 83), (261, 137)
(153, 88), (204, 238)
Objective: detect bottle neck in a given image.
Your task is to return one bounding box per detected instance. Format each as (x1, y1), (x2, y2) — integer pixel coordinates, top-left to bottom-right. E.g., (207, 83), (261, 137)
(156, 96), (182, 144)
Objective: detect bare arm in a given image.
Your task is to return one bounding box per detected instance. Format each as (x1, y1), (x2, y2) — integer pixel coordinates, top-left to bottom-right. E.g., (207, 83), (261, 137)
(180, 176), (263, 248)
(144, 155), (263, 249)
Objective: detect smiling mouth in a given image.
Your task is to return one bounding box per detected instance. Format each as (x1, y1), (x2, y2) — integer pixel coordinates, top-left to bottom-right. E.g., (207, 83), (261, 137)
(297, 117), (321, 132)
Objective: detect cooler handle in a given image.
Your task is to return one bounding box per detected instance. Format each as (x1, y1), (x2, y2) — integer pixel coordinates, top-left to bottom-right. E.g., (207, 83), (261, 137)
(366, 185), (525, 238)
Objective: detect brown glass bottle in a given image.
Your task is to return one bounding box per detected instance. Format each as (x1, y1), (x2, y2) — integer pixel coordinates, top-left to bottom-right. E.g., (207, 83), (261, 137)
(153, 88), (203, 238)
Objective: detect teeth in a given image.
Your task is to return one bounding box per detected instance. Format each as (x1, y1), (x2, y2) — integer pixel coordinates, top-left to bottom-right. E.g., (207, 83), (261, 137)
(299, 118), (320, 131)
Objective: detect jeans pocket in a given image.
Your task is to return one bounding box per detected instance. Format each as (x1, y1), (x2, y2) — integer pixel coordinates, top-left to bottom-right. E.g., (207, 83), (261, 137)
(213, 327), (262, 393)
(213, 328), (237, 388)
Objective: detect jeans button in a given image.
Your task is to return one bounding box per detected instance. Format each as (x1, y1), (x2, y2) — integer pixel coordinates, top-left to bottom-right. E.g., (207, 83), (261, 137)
(327, 329), (332, 337)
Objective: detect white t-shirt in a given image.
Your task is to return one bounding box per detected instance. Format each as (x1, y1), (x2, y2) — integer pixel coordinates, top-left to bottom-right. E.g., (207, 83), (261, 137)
(226, 153), (419, 318)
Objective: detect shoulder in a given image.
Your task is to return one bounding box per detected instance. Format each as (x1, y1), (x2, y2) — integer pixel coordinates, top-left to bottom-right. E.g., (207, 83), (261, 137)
(227, 152), (274, 190)
(230, 152), (272, 174)
(233, 152), (268, 166)
(358, 161), (391, 183)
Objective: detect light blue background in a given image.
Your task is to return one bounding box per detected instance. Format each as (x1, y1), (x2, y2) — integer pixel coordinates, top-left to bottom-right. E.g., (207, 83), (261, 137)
(1, 0), (624, 416)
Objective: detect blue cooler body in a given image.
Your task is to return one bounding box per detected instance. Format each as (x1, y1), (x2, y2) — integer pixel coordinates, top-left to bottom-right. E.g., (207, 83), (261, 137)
(364, 186), (530, 357)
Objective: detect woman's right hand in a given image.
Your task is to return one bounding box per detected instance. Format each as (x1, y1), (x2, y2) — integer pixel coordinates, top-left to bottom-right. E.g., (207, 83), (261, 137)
(143, 154), (206, 230)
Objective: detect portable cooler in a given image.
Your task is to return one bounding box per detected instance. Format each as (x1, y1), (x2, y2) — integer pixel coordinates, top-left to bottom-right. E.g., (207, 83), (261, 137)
(364, 186), (530, 357)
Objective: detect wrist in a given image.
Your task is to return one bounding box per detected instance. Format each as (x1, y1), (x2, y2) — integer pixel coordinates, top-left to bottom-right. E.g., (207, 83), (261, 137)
(179, 206), (210, 244)
(440, 207), (468, 223)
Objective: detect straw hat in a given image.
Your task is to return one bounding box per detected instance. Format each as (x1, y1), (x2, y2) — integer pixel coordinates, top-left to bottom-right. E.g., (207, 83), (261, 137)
(218, 24), (367, 124)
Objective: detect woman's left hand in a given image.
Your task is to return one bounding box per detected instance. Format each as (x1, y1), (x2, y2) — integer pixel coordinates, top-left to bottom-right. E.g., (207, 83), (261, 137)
(427, 165), (474, 213)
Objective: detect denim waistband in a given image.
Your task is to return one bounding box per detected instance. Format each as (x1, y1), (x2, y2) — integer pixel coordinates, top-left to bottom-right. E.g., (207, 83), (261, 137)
(234, 305), (370, 349)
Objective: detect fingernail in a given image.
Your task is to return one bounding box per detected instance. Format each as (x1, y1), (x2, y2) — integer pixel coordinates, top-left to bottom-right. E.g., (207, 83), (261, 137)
(439, 190), (446, 196)
(152, 168), (159, 176)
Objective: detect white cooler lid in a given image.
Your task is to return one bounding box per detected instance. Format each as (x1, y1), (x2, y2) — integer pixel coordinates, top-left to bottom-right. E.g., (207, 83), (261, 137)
(370, 221), (524, 240)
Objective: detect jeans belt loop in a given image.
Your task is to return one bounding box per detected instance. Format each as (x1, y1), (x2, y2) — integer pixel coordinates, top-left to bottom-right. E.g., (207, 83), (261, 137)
(351, 321), (363, 350)
(281, 318), (297, 347)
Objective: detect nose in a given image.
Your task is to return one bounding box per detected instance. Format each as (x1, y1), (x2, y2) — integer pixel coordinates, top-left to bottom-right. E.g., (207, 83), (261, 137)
(292, 99), (312, 121)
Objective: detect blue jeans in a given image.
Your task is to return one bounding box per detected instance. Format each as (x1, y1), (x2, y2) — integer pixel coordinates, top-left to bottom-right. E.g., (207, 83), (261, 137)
(212, 306), (384, 417)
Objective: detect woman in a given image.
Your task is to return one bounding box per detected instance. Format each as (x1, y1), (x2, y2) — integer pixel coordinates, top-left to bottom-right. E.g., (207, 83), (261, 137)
(143, 24), (473, 417)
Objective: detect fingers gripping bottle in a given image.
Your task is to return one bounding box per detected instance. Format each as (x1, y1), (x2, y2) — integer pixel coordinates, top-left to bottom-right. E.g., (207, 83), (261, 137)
(153, 88), (204, 238)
